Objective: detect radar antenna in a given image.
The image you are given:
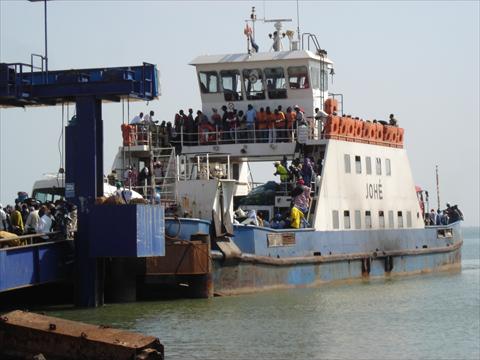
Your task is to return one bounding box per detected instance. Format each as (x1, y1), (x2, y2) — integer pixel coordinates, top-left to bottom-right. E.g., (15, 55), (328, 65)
(244, 7), (297, 53)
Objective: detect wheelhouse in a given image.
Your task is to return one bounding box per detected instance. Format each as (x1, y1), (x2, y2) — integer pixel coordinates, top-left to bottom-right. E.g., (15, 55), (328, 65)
(191, 50), (333, 118)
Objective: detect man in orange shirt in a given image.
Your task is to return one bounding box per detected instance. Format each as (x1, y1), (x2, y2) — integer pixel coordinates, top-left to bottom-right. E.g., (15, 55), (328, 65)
(256, 107), (267, 142)
(274, 109), (286, 142)
(286, 106), (296, 141)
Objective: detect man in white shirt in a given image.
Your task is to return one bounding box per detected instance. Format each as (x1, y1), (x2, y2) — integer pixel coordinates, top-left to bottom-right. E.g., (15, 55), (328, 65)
(314, 107), (329, 134)
(36, 206), (53, 239)
(143, 110), (157, 124)
(130, 112), (144, 125)
(25, 204), (40, 233)
(0, 204), (7, 231)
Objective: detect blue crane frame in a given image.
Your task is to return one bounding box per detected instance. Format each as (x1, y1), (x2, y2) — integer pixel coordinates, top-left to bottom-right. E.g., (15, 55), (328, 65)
(0, 62), (161, 307)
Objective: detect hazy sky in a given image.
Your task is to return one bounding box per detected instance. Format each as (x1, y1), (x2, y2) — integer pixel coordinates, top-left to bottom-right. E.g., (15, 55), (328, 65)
(0, 1), (479, 225)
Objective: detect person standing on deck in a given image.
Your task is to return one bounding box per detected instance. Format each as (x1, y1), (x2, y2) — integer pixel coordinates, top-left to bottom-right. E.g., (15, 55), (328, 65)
(292, 179), (311, 215)
(266, 107), (275, 143)
(273, 161), (289, 193)
(0, 204), (7, 231)
(274, 109), (286, 142)
(301, 157), (314, 186)
(315, 107), (329, 135)
(256, 107), (267, 142)
(130, 112), (144, 125)
(246, 104), (256, 142)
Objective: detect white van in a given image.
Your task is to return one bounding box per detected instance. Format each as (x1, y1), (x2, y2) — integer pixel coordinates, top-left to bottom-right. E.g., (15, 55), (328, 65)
(31, 174), (143, 203)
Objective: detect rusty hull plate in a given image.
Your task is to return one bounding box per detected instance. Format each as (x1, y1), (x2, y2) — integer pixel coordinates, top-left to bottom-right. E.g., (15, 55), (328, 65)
(146, 242), (210, 275)
(0, 310), (163, 360)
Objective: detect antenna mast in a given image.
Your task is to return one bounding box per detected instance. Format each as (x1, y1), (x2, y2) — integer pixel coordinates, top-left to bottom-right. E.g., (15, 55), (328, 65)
(435, 165), (441, 210)
(296, 0), (301, 43)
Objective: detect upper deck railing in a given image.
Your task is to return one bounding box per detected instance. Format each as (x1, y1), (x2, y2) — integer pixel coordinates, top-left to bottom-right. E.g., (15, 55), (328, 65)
(120, 116), (404, 150)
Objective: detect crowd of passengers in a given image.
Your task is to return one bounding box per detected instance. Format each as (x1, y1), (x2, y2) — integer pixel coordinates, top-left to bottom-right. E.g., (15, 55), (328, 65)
(129, 106), (400, 148)
(424, 204), (463, 226)
(0, 193), (77, 247)
(234, 155), (319, 230)
(130, 105), (312, 146)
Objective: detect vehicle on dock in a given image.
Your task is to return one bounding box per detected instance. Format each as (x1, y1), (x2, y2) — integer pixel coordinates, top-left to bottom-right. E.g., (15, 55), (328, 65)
(110, 8), (463, 298)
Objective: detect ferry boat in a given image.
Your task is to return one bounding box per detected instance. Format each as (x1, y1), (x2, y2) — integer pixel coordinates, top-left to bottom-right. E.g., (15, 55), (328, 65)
(111, 9), (463, 298)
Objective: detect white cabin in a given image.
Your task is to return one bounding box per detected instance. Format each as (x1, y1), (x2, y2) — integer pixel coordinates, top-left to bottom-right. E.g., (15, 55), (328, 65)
(190, 50), (333, 118)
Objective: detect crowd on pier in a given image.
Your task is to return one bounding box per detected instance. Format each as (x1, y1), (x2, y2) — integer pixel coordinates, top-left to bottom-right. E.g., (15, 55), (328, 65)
(0, 193), (77, 247)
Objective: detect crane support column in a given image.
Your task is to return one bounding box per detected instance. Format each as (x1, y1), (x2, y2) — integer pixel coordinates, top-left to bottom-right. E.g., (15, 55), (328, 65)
(66, 96), (104, 307)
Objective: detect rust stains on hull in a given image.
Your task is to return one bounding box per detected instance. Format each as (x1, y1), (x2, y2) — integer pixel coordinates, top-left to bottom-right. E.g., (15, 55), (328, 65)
(0, 310), (164, 360)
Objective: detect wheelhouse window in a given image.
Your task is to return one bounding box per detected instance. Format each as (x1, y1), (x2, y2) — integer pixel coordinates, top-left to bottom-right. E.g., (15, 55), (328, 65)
(198, 71), (219, 93)
(220, 70), (243, 101)
(365, 211), (372, 228)
(344, 154), (351, 174)
(388, 210), (394, 228)
(288, 66), (309, 89)
(379, 210), (385, 228)
(264, 67), (287, 99)
(310, 63), (328, 91)
(397, 211), (404, 228)
(344, 210), (351, 229)
(386, 158), (391, 176)
(355, 210), (361, 229)
(366, 156), (372, 175)
(355, 156), (362, 174)
(376, 157), (382, 175)
(243, 69), (265, 100)
(332, 210), (339, 229)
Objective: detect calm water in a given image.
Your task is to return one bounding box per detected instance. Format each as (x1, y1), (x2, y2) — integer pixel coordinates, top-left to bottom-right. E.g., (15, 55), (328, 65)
(48, 228), (480, 360)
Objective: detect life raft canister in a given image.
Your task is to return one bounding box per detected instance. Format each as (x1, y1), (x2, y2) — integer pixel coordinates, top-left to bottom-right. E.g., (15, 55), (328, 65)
(324, 115), (340, 138)
(354, 119), (364, 140)
(324, 98), (338, 115)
